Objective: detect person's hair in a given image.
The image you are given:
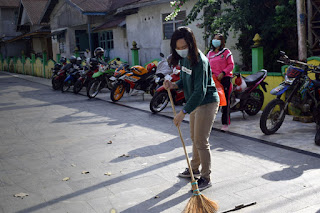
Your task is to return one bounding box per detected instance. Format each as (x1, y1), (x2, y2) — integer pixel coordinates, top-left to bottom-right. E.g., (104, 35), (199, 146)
(170, 26), (199, 67)
(212, 33), (226, 51)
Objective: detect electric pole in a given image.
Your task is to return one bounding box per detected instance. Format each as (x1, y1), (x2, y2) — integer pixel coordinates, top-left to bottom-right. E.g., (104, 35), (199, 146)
(296, 0), (307, 61)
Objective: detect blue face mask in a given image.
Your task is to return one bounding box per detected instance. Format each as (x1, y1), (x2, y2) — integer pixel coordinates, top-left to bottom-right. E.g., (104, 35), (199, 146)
(212, 39), (221, 48)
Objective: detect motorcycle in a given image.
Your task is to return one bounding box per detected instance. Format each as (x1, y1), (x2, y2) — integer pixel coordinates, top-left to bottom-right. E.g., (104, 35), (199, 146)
(260, 51), (320, 135)
(229, 69), (268, 117)
(110, 63), (157, 102)
(149, 69), (185, 113)
(51, 58), (67, 90)
(153, 53), (174, 87)
(61, 65), (81, 92)
(52, 63), (72, 91)
(86, 59), (118, 99)
(73, 58), (99, 94)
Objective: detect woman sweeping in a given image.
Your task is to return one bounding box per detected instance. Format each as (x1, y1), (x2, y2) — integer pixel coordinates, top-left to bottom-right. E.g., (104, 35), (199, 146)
(164, 27), (219, 191)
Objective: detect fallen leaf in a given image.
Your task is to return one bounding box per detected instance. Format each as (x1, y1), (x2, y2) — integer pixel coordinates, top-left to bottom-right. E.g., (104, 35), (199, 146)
(107, 141), (112, 144)
(62, 177), (70, 181)
(104, 172), (112, 176)
(119, 154), (130, 158)
(71, 164), (76, 167)
(154, 195), (159, 199)
(14, 193), (29, 199)
(81, 171), (89, 174)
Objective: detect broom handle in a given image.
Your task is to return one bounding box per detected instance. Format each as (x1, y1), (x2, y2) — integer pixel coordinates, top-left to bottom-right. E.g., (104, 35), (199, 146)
(167, 88), (196, 182)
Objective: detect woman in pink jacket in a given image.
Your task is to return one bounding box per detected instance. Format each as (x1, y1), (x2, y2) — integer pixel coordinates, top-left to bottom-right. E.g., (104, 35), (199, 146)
(207, 33), (234, 131)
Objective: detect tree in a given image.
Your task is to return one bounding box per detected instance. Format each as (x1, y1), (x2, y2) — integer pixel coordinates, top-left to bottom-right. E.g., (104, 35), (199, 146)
(167, 0), (298, 72)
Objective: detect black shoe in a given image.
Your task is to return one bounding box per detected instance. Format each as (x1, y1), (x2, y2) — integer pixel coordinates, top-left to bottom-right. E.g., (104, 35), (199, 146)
(178, 168), (200, 178)
(197, 177), (212, 191)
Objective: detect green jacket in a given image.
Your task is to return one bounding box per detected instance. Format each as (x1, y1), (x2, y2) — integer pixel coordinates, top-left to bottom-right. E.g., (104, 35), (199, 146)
(176, 51), (219, 114)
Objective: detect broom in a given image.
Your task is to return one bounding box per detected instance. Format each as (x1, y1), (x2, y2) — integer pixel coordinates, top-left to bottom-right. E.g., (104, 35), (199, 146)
(166, 88), (219, 213)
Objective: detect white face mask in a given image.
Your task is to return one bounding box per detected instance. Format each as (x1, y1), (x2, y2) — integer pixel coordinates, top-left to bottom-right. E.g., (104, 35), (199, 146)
(175, 48), (189, 58)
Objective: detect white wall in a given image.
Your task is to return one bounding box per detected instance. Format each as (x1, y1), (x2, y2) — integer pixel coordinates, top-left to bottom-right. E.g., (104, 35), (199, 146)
(121, 0), (242, 66)
(124, 0), (206, 66)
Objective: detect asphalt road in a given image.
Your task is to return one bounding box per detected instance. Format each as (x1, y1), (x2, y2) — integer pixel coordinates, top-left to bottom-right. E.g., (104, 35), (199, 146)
(1, 72), (320, 213)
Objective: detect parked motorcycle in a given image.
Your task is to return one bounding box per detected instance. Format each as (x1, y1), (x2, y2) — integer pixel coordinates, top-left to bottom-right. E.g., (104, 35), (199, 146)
(51, 57), (67, 90)
(73, 58), (99, 94)
(61, 67), (81, 92)
(260, 51), (320, 135)
(110, 63), (157, 102)
(153, 53), (174, 87)
(86, 59), (118, 98)
(149, 69), (185, 113)
(229, 69), (268, 117)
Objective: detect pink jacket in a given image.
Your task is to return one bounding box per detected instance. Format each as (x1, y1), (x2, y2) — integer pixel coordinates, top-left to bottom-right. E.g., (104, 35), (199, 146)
(207, 48), (234, 78)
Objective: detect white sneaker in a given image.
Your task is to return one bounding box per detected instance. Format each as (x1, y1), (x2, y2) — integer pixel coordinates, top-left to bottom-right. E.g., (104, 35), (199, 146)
(221, 125), (229, 132)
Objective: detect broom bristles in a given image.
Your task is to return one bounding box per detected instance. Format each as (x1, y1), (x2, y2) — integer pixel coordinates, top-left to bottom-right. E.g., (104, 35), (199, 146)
(183, 195), (218, 213)
(183, 180), (218, 213)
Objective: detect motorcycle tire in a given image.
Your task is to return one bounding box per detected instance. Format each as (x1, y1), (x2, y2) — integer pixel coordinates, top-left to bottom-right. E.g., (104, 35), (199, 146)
(52, 77), (62, 90)
(245, 89), (264, 116)
(87, 79), (101, 99)
(61, 81), (70, 92)
(260, 98), (286, 135)
(110, 82), (125, 102)
(315, 128), (320, 146)
(149, 91), (169, 113)
(73, 80), (83, 94)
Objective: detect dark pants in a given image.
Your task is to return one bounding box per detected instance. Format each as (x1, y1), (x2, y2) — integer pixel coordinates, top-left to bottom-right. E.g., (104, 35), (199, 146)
(220, 77), (232, 125)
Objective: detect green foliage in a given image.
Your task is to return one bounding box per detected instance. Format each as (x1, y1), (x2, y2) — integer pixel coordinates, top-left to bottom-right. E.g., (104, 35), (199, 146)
(168, 0), (298, 72)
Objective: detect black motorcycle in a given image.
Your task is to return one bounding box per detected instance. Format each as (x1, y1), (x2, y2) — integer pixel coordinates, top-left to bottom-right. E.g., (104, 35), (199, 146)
(260, 51), (320, 135)
(229, 69), (268, 117)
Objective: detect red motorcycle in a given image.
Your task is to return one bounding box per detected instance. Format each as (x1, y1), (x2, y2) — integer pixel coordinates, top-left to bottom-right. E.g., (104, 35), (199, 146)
(149, 70), (185, 113)
(73, 58), (99, 94)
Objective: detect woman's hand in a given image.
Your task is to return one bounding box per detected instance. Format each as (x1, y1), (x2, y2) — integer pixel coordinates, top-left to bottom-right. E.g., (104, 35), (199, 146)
(163, 80), (177, 90)
(218, 72), (225, 81)
(173, 110), (185, 127)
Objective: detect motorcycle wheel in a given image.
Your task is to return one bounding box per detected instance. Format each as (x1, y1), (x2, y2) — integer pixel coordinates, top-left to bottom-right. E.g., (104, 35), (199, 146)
(61, 81), (70, 92)
(73, 80), (83, 94)
(245, 89), (264, 116)
(87, 79), (101, 99)
(110, 82), (125, 102)
(52, 77), (62, 90)
(149, 91), (169, 113)
(260, 99), (285, 135)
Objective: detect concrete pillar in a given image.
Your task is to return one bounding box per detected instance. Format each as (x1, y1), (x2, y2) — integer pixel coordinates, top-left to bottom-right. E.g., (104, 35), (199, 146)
(252, 33), (263, 73)
(43, 52), (47, 78)
(57, 54), (61, 63)
(131, 41), (140, 66)
(31, 54), (35, 76)
(22, 55), (25, 74)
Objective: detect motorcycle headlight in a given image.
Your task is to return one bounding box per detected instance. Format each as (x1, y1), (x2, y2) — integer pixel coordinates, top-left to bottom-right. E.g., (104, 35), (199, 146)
(155, 77), (160, 83)
(284, 75), (295, 85)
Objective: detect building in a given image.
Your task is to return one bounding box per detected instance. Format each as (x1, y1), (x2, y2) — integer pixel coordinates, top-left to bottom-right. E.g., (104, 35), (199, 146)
(40, 0), (242, 65)
(0, 0), (23, 58)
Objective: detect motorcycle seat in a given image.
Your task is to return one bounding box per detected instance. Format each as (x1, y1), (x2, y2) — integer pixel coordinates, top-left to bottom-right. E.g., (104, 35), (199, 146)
(243, 70), (267, 86)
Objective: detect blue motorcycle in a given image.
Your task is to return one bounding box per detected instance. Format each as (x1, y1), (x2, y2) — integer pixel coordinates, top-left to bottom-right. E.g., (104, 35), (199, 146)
(61, 66), (81, 92)
(260, 51), (320, 135)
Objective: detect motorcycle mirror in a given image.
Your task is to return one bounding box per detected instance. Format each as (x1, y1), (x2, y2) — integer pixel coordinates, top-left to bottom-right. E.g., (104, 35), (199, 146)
(160, 53), (164, 58)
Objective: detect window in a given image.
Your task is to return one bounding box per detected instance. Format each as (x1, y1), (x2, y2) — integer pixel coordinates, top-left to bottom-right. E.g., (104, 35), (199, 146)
(99, 31), (114, 50)
(162, 11), (186, 40)
(58, 32), (66, 53)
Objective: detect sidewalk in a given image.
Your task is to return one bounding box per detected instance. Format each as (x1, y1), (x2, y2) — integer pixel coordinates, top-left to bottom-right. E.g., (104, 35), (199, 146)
(4, 71), (320, 156)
